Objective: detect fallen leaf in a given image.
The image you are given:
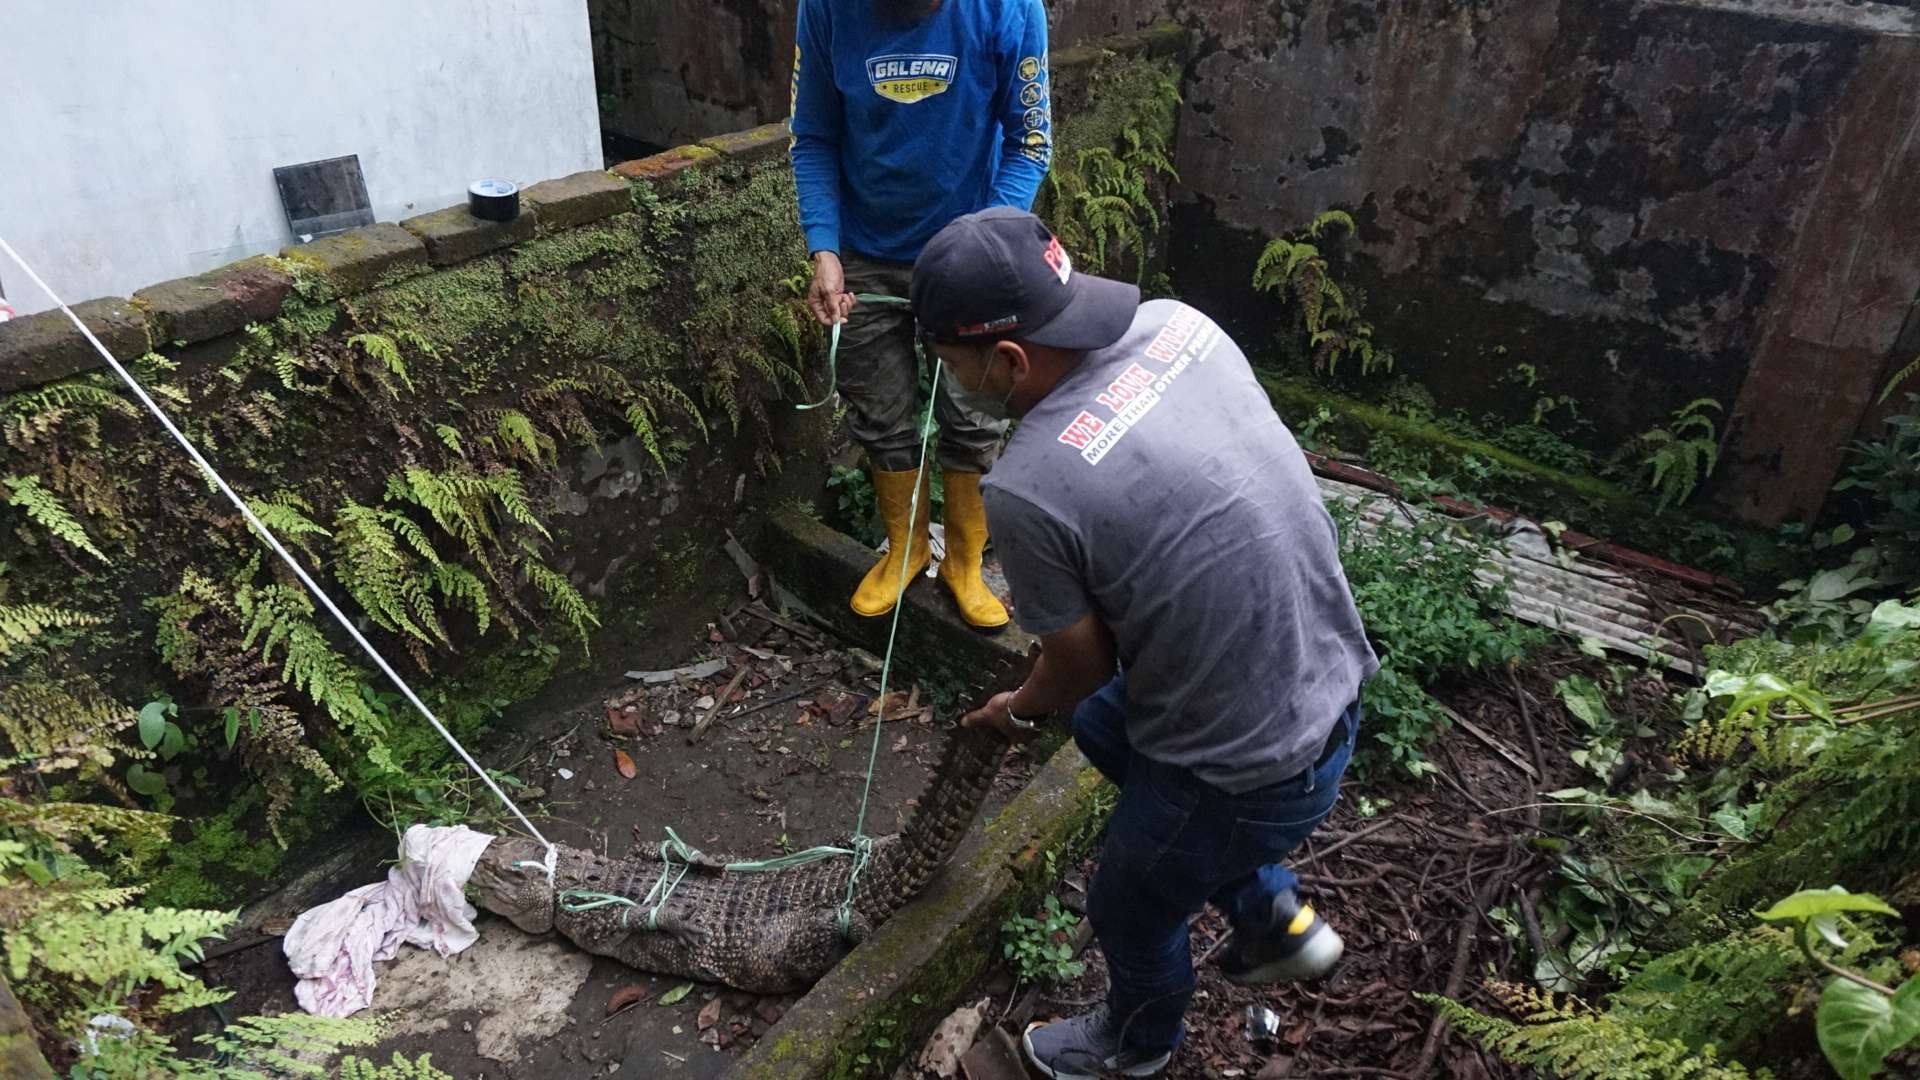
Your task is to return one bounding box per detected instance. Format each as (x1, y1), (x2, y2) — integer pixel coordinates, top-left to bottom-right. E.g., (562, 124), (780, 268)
(606, 985), (649, 1016)
(755, 999), (785, 1026)
(613, 749), (637, 779)
(697, 996), (723, 1031)
(867, 691), (912, 720)
(659, 983), (693, 1006)
(611, 703), (645, 737)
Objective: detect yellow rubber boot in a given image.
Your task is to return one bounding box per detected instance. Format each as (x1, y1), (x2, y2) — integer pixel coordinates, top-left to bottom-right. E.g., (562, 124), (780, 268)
(851, 468), (933, 618)
(937, 471), (1011, 631)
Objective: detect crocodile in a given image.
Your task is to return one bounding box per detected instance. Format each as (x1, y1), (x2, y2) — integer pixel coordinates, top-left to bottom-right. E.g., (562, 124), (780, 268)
(468, 710), (1017, 994)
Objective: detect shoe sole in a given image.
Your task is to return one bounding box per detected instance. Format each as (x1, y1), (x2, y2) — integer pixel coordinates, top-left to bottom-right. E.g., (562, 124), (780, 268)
(1223, 925), (1345, 985)
(1022, 1024), (1171, 1079)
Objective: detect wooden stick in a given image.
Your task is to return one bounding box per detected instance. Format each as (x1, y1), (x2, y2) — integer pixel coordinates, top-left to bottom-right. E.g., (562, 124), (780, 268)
(1442, 704), (1539, 780)
(746, 603), (824, 643)
(691, 667), (752, 743)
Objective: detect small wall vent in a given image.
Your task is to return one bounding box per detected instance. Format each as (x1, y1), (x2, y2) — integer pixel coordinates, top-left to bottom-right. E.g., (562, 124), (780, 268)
(273, 154), (375, 243)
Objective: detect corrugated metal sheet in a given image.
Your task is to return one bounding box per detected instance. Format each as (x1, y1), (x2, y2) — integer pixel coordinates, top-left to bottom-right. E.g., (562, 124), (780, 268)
(1319, 476), (1765, 677)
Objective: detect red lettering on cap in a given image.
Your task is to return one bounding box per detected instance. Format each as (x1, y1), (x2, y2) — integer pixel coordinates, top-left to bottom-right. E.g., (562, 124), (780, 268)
(1042, 236), (1071, 284)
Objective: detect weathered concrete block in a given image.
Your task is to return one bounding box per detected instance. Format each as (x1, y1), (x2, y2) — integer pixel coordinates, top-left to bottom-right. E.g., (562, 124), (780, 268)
(1053, 21), (1190, 70)
(610, 144), (720, 189)
(756, 509), (1035, 693)
(0, 974), (53, 1079)
(732, 736), (1105, 1079)
(698, 121), (792, 168)
(521, 170), (633, 231)
(133, 256), (293, 345)
(0, 297), (149, 392)
(280, 223), (428, 297)
(400, 204), (537, 266)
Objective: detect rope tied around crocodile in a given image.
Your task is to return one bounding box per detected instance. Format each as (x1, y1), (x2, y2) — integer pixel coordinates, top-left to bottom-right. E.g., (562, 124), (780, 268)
(545, 292), (940, 939)
(549, 831), (879, 936)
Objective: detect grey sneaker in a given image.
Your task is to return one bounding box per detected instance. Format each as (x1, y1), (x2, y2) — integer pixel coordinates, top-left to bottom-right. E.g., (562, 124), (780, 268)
(1022, 1005), (1174, 1079)
(1217, 888), (1345, 985)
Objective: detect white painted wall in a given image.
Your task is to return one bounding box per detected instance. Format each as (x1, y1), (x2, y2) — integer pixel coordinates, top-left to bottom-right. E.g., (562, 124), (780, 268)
(0, 1), (602, 314)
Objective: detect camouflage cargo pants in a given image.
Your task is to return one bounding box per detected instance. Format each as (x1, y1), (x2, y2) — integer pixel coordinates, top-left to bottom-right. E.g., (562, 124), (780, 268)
(836, 252), (1008, 474)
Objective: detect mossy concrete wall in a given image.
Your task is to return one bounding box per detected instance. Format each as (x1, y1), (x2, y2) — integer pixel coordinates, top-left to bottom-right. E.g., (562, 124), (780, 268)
(0, 125), (833, 901)
(0, 127), (830, 646)
(1048, 0), (1920, 525)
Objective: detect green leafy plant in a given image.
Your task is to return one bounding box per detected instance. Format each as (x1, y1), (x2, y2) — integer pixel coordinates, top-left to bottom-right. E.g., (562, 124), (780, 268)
(337, 1054), (456, 1080)
(1043, 57), (1180, 282)
(1329, 498), (1544, 775)
(1425, 982), (1763, 1079)
(1001, 894), (1086, 986)
(1629, 399), (1722, 511)
(3, 473), (107, 563)
(1755, 887), (1920, 1080)
(1253, 211), (1393, 378)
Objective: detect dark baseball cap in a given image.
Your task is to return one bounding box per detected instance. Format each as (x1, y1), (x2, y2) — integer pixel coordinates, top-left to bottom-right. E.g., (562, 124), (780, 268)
(910, 207), (1139, 351)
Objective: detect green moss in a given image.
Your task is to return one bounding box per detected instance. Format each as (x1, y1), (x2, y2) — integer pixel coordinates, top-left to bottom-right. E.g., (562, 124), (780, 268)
(1054, 52), (1181, 168)
(362, 257), (513, 356)
(1260, 374), (1787, 578)
(144, 791), (316, 908)
(506, 216), (647, 279)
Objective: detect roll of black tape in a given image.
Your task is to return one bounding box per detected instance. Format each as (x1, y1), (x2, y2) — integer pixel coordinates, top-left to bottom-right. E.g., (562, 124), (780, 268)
(468, 179), (520, 222)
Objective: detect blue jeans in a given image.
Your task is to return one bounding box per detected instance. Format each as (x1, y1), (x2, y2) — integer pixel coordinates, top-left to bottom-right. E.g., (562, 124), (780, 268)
(1074, 674), (1360, 1055)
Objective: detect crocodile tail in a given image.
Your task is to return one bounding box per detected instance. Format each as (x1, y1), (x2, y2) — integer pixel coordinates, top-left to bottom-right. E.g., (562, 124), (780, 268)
(855, 721), (1006, 922)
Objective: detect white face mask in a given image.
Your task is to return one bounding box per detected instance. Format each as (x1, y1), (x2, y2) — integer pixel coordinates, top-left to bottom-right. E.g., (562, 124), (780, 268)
(951, 353), (1015, 420)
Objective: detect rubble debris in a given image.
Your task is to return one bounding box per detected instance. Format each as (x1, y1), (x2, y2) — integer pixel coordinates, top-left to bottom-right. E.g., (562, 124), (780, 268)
(625, 658), (728, 684)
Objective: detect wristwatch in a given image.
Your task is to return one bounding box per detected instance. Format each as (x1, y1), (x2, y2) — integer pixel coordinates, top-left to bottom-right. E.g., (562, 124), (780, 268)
(1004, 691), (1049, 731)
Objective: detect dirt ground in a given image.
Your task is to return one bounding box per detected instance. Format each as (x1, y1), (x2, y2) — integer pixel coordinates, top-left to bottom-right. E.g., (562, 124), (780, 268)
(195, 588), (1039, 1079)
(922, 658), (1637, 1080)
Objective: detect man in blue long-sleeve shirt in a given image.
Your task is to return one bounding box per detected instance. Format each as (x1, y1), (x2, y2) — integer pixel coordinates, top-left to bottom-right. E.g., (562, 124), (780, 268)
(788, 0), (1051, 630)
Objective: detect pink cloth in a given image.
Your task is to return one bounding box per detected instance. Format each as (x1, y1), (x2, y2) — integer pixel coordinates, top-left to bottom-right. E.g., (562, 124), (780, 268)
(284, 824), (498, 1017)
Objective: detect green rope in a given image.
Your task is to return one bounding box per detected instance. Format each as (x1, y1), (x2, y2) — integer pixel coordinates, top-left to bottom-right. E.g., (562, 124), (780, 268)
(555, 294), (938, 940)
(794, 293), (916, 411)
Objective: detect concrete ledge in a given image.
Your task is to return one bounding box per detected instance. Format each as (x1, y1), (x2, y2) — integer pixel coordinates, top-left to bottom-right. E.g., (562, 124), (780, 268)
(521, 170), (633, 232)
(732, 738), (1105, 1079)
(756, 509), (1037, 693)
(0, 296), (149, 391)
(134, 256), (293, 346)
(401, 204), (538, 267)
(280, 223), (429, 297)
(1052, 21), (1191, 69)
(699, 121), (793, 168)
(612, 144), (721, 188)
(0, 975), (53, 1079)
(733, 513), (1105, 1077)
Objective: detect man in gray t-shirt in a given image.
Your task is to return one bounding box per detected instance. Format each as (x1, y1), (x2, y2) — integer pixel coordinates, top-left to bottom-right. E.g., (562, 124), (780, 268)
(910, 208), (1378, 1080)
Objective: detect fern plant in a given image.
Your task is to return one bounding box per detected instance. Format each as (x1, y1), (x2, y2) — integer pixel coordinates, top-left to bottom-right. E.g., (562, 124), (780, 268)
(1252, 210), (1393, 378)
(1043, 56), (1179, 282)
(1425, 983), (1767, 1079)
(150, 567), (348, 831)
(3, 474), (108, 563)
(1631, 398), (1722, 510)
(0, 603), (99, 660)
(337, 1054), (456, 1080)
(1683, 600), (1920, 915)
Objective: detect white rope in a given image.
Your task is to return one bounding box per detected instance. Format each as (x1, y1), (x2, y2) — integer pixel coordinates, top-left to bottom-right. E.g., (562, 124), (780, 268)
(0, 235), (558, 880)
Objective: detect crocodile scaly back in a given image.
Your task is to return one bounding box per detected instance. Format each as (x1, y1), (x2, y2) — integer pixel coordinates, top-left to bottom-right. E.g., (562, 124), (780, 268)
(467, 648), (1035, 993)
